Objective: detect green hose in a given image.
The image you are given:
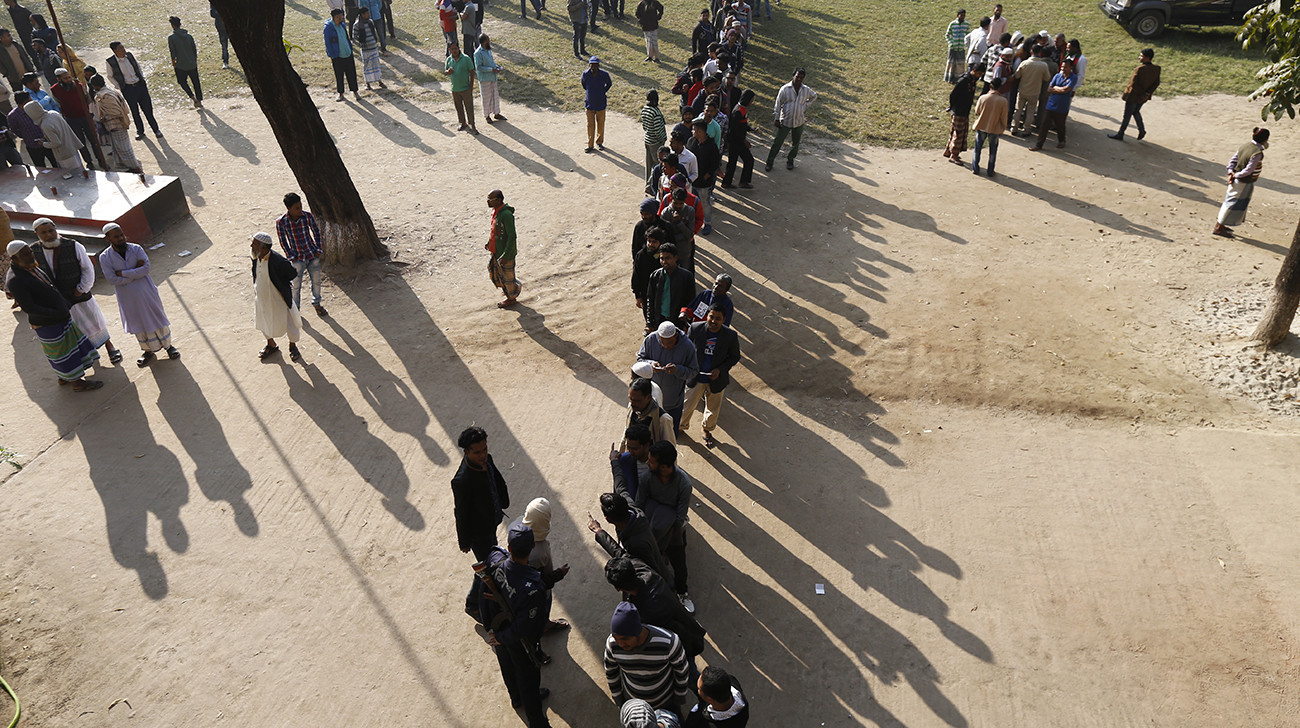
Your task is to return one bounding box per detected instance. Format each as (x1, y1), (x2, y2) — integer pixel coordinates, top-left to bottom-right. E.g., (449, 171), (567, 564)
(1, 650), (17, 728)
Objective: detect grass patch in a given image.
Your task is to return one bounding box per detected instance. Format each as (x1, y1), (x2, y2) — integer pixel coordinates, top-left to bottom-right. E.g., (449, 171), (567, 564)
(59, 0), (1262, 149)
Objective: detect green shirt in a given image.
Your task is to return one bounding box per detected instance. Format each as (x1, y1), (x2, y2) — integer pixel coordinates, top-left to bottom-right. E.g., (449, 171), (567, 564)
(446, 53), (475, 93)
(492, 204), (517, 261)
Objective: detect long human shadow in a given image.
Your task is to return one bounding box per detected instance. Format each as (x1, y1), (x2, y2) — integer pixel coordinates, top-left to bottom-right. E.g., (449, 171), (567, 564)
(492, 122), (594, 180)
(152, 361), (259, 537)
(474, 131), (566, 187)
(141, 135), (208, 207)
(350, 95), (441, 153)
(511, 303), (627, 402)
(281, 359), (426, 530)
(197, 107), (261, 165)
(996, 172), (1171, 241)
(309, 315), (449, 466)
(371, 90), (456, 138)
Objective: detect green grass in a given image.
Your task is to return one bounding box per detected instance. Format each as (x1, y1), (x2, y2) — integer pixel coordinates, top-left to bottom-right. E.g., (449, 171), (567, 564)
(58, 0), (1263, 148)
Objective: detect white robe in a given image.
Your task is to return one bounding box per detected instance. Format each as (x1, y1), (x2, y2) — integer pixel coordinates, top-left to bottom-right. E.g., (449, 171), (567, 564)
(253, 257), (301, 342)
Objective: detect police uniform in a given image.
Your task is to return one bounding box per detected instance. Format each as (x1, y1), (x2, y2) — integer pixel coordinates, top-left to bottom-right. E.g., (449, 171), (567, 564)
(478, 526), (552, 728)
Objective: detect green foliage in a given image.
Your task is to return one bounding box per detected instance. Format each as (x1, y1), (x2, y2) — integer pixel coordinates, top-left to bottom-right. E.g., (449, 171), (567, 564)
(0, 446), (21, 471)
(1240, 1), (1300, 119)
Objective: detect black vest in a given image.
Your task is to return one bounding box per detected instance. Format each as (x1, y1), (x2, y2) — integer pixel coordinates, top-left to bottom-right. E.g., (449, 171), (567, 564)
(33, 241), (92, 304)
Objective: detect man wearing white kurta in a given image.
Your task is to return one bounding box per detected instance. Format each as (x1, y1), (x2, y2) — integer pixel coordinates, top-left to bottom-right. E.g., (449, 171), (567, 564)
(250, 231), (302, 362)
(31, 218), (122, 363)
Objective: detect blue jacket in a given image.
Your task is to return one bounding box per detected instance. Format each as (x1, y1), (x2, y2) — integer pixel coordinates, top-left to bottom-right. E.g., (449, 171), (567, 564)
(323, 19), (352, 58)
(582, 68), (612, 111)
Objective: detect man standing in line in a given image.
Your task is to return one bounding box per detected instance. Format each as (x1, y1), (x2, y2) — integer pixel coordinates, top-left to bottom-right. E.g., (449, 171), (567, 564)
(7, 90), (53, 166)
(106, 41), (162, 140)
(635, 0), (663, 63)
(275, 192), (329, 317)
(692, 8), (714, 56)
(1030, 57), (1077, 151)
(90, 75), (141, 172)
(643, 242), (694, 332)
(637, 320), (698, 433)
(445, 41), (478, 134)
(360, 0), (387, 54)
(28, 37), (56, 85)
(210, 3), (229, 69)
(0, 27), (34, 89)
(636, 441), (696, 612)
(5, 1), (33, 56)
(686, 666), (751, 727)
(30, 218), (121, 363)
(475, 34), (506, 123)
(452, 425), (511, 561)
(98, 223), (180, 367)
(1010, 44), (1050, 136)
(486, 188), (520, 308)
(604, 602), (691, 712)
(764, 67), (816, 171)
(5, 240), (103, 391)
(479, 522), (553, 728)
(970, 76), (1007, 176)
(1109, 48), (1160, 141)
(681, 305), (740, 448)
(250, 231), (302, 362)
(640, 90), (666, 182)
(24, 99), (82, 172)
(624, 378), (676, 447)
(567, 0), (588, 59)
(943, 63), (979, 167)
(687, 119), (720, 236)
(50, 68), (95, 169)
(460, 0), (479, 62)
(582, 56), (612, 152)
(439, 0), (459, 55)
(324, 9), (359, 102)
(354, 5), (386, 93)
(589, 490), (673, 581)
(167, 16), (202, 110)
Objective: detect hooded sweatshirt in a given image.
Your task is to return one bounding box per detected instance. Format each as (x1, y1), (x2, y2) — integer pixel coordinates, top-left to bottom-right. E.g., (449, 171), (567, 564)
(24, 99), (81, 161)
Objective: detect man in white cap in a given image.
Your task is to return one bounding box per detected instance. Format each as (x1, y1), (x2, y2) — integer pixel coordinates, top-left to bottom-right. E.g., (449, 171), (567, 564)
(6, 239), (104, 390)
(249, 231), (302, 362)
(98, 223), (179, 366)
(23, 98), (82, 171)
(89, 74), (142, 173)
(636, 320), (698, 433)
(30, 218), (121, 363)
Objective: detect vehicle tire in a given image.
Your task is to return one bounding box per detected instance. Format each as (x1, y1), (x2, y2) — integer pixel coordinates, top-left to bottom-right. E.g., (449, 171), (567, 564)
(1129, 10), (1165, 38)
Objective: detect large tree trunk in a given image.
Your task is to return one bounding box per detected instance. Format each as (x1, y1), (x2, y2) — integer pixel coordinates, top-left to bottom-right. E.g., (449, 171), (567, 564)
(1252, 217), (1300, 347)
(210, 0), (385, 268)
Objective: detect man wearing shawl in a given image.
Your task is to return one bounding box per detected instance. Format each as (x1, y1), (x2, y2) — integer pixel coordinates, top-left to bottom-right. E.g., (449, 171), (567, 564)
(30, 218), (122, 363)
(250, 231), (302, 362)
(6, 239), (103, 390)
(99, 223), (180, 367)
(485, 189), (520, 308)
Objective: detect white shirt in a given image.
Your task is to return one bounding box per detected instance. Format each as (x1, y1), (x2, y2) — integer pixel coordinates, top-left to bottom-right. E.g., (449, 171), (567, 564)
(675, 146), (698, 183)
(327, 0), (345, 9)
(1073, 54), (1087, 87)
(116, 54), (140, 85)
(964, 27), (987, 65)
(773, 81), (816, 128)
(37, 240), (95, 294)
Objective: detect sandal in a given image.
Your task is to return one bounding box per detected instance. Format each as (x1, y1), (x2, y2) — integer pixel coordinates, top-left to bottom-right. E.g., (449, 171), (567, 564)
(108, 349), (123, 364)
(137, 351), (155, 367)
(258, 345), (279, 360)
(289, 344), (302, 362)
(703, 431), (717, 448)
(72, 379), (104, 392)
(166, 346), (181, 360)
(544, 619), (570, 633)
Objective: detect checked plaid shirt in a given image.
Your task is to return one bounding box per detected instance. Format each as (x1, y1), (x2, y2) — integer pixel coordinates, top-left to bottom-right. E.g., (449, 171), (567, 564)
(274, 210), (323, 262)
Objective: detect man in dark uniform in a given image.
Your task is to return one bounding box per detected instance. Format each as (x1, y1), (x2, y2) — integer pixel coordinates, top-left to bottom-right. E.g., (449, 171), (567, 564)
(452, 426), (511, 561)
(479, 522), (553, 728)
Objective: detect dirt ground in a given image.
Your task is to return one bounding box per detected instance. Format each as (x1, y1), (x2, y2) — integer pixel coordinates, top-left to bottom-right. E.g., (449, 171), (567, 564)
(3, 84), (1300, 727)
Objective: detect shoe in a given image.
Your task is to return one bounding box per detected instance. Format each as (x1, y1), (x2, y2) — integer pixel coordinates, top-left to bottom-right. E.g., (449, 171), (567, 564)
(721, 181), (734, 188)
(537, 649), (552, 666)
(155, 131), (164, 139)
(703, 430), (717, 448)
(457, 123), (468, 131)
(786, 161), (794, 170)
(494, 114), (507, 121)
(486, 117), (496, 124)
(377, 81), (387, 89)
(136, 350), (155, 367)
(354, 92), (361, 101)
(596, 143), (605, 151)
(470, 127), (480, 135)
(1028, 146), (1041, 152)
(135, 133), (146, 140)
(988, 170), (996, 178)
(1137, 130), (1146, 140)
(680, 594), (695, 614)
(764, 162), (773, 171)
(700, 224), (713, 235)
(1056, 142), (1066, 148)
(972, 166), (980, 175)
(644, 56), (652, 62)
(1108, 133), (1124, 141)
(585, 147), (595, 153)
(108, 348), (124, 365)
(166, 346), (181, 360)
(336, 93), (344, 102)
(289, 344), (302, 362)
(222, 63), (229, 69)
(314, 303), (328, 317)
(739, 182), (753, 189)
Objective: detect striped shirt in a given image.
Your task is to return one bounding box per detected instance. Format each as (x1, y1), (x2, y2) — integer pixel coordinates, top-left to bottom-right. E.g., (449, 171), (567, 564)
(772, 82), (817, 128)
(6, 106), (45, 147)
(604, 625), (690, 710)
(641, 104), (667, 147)
(946, 19), (969, 50)
(275, 210), (324, 262)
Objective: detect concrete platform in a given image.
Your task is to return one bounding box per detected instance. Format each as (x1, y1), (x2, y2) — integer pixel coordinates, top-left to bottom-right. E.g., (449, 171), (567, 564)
(0, 166), (189, 254)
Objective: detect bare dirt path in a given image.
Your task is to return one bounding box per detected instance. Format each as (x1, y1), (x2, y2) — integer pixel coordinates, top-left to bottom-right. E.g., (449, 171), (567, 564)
(2, 88), (1298, 726)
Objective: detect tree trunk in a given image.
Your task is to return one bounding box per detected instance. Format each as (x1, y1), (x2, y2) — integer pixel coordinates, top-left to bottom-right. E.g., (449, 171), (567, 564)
(1252, 216), (1300, 347)
(210, 0), (385, 268)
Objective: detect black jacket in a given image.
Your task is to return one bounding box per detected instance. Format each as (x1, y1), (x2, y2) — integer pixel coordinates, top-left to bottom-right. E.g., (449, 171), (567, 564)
(949, 74), (977, 116)
(687, 137), (721, 188)
(251, 250), (297, 309)
(0, 39), (33, 87)
(644, 265), (695, 329)
(631, 217), (675, 261)
(7, 266), (71, 327)
(631, 245), (662, 298)
(106, 51), (146, 88)
(688, 321), (741, 391)
(685, 675), (750, 727)
(451, 454), (510, 551)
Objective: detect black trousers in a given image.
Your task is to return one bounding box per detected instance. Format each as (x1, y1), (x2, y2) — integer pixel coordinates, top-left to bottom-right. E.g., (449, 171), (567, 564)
(494, 642), (550, 728)
(381, 0), (395, 36)
(66, 116), (98, 167)
(24, 144), (57, 167)
(175, 67), (202, 102)
(122, 82), (161, 135)
(332, 55), (358, 94)
(572, 23), (587, 56)
(723, 142), (753, 185)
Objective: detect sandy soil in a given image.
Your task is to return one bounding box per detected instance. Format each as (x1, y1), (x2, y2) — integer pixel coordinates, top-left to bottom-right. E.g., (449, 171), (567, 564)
(2, 85), (1300, 727)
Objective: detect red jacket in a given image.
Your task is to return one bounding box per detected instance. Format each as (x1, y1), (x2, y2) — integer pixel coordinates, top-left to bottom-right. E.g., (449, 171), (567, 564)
(51, 81), (89, 120)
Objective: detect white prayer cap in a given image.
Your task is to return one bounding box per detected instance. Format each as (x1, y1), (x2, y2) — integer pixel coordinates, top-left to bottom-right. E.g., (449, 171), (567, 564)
(1038, 29), (1050, 37)
(656, 321), (679, 339)
(6, 240), (28, 256)
(101, 222), (122, 234)
(631, 360), (655, 379)
(54, 67), (70, 77)
(251, 231), (273, 245)
(32, 217), (55, 230)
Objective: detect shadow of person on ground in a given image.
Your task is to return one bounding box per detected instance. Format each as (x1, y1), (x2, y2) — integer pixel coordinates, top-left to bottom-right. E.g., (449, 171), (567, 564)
(142, 135), (208, 207)
(198, 108), (261, 165)
(512, 302), (627, 402)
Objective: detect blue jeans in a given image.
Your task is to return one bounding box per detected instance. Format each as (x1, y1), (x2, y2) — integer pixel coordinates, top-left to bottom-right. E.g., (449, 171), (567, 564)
(972, 131), (999, 173)
(292, 257), (322, 308)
